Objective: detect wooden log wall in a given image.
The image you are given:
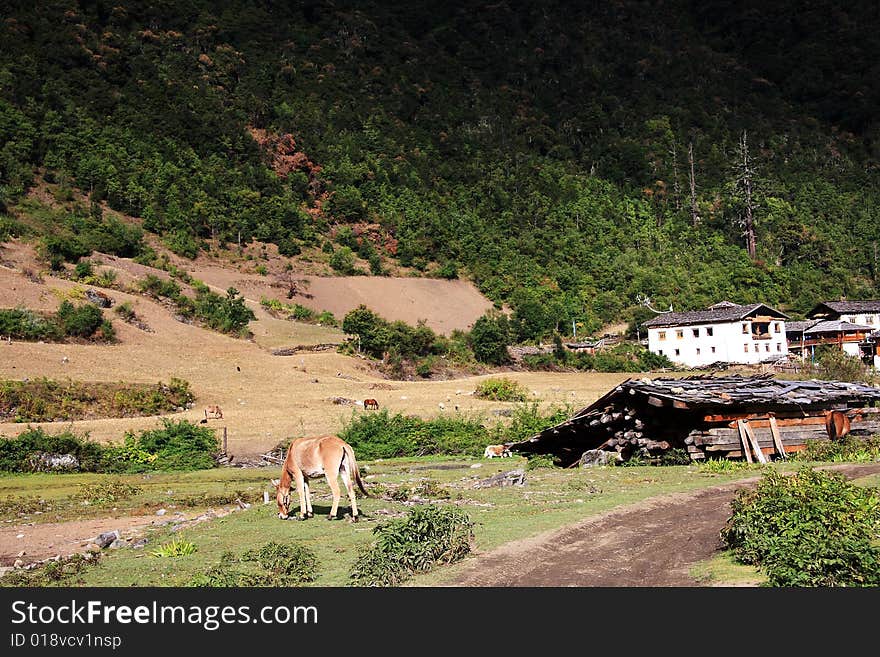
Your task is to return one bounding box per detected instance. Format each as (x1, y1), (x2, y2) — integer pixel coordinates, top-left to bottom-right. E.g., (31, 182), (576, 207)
(684, 408), (880, 461)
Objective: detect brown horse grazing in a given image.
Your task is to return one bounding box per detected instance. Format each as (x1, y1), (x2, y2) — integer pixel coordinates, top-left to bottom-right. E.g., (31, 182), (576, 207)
(272, 436), (369, 522)
(363, 398), (379, 410)
(825, 410), (851, 441)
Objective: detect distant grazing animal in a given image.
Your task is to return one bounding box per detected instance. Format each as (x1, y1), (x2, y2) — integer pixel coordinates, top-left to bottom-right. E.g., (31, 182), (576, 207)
(483, 444), (512, 458)
(825, 410), (851, 441)
(363, 398), (379, 410)
(204, 405), (223, 420)
(272, 436), (369, 522)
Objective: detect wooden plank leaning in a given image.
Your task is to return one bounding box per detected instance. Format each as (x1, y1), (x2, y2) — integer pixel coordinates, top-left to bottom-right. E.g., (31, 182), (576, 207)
(742, 419), (768, 464)
(736, 420), (753, 464)
(768, 415), (787, 460)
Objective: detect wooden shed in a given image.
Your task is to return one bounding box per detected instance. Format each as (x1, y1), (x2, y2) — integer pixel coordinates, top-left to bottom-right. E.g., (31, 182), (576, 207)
(510, 374), (880, 466)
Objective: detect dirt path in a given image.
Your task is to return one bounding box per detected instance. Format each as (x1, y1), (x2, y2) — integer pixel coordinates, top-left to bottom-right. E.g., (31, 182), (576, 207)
(0, 514), (160, 566)
(449, 463), (880, 587)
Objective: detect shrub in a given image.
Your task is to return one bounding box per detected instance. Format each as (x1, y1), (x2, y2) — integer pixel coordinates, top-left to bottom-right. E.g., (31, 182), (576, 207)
(193, 287), (255, 337)
(0, 427), (105, 473)
(339, 410), (487, 459)
(73, 260), (94, 280)
(469, 312), (512, 365)
(329, 246), (356, 274)
(125, 418), (219, 471)
(0, 307), (63, 341)
(720, 467), (880, 587)
(475, 377), (528, 402)
(349, 505), (474, 586)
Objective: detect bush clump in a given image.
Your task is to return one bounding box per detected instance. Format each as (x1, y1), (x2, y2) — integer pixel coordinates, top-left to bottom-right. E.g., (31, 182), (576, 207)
(0, 302), (114, 342)
(339, 409), (487, 459)
(0, 418), (218, 474)
(720, 467), (880, 587)
(474, 377), (528, 402)
(349, 505), (474, 586)
(121, 419), (220, 472)
(0, 427), (106, 473)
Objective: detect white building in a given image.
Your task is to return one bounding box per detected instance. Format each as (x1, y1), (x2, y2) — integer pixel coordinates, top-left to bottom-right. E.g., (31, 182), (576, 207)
(805, 300), (880, 367)
(642, 301), (789, 367)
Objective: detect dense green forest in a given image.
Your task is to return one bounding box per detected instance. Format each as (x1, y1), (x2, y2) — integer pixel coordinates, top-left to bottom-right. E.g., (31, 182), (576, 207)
(1, 0), (878, 341)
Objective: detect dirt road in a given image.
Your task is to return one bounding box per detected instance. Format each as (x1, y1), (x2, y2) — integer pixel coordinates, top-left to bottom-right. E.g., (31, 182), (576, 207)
(449, 463), (880, 587)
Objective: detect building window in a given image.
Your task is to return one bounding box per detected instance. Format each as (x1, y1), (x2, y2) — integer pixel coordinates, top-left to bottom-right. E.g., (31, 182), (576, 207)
(706, 327), (713, 336)
(696, 348), (701, 355)
(711, 346), (716, 353)
(774, 323), (781, 333)
(658, 331), (666, 341)
(742, 323), (749, 334)
(692, 328), (700, 338)
(765, 343), (770, 352)
(658, 349), (663, 355)
(744, 344), (749, 353)
(674, 349), (680, 356)
(777, 343), (782, 351)
(676, 330), (683, 339)
(848, 316), (857, 323)
(754, 344), (759, 352)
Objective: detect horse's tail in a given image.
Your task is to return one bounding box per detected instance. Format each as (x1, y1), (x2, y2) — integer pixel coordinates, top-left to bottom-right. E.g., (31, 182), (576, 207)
(343, 442), (370, 497)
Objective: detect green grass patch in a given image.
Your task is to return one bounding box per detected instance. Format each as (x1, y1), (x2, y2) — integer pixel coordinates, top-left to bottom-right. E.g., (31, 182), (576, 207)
(689, 552), (767, 587)
(792, 435), (880, 463)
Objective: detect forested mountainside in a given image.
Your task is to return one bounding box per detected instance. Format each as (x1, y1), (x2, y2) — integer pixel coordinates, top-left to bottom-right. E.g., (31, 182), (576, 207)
(1, 0), (879, 339)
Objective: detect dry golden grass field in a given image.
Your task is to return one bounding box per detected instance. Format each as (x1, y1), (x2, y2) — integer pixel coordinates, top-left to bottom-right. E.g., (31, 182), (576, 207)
(0, 238), (631, 460)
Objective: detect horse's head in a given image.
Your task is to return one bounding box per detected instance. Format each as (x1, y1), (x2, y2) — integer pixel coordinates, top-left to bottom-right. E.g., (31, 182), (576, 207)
(271, 478), (290, 519)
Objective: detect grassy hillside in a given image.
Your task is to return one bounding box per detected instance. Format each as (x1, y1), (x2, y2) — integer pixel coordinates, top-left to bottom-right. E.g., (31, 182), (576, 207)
(1, 0), (878, 341)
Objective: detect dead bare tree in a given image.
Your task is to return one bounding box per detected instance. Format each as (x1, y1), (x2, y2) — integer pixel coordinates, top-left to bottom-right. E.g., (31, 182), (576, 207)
(688, 141), (699, 227)
(669, 140), (682, 212)
(735, 130), (757, 260)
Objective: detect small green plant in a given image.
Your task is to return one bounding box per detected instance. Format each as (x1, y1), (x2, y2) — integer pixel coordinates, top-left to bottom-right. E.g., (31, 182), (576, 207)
(114, 301), (136, 322)
(73, 259), (94, 280)
(242, 541), (319, 585)
(474, 377), (528, 402)
(349, 505), (474, 586)
(189, 542), (319, 587)
(151, 537), (198, 557)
